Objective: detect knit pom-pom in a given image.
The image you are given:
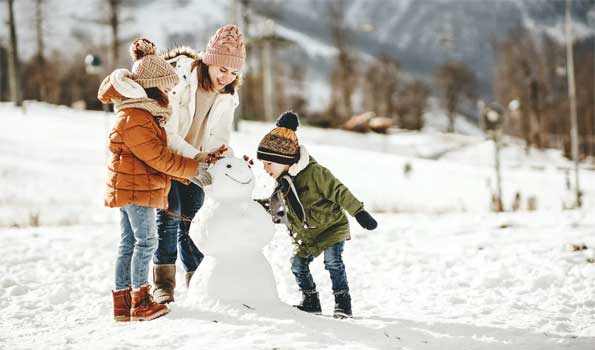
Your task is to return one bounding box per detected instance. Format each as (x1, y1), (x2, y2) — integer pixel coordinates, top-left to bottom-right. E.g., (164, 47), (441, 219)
(276, 111), (300, 131)
(130, 38), (156, 61)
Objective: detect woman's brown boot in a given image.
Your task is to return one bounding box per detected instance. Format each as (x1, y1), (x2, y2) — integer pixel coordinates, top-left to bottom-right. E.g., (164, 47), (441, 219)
(153, 264), (176, 304)
(130, 285), (169, 321)
(112, 287), (132, 322)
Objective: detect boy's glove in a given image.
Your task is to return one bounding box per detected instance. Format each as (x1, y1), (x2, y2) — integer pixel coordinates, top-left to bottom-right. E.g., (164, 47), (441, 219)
(355, 210), (377, 230)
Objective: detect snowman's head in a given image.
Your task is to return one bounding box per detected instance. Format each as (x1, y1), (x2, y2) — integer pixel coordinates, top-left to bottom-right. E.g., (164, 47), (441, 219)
(207, 157), (255, 200)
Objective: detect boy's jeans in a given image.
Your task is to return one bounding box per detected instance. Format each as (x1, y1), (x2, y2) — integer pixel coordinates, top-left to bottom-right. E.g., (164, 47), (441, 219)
(153, 180), (205, 272)
(115, 204), (158, 290)
(290, 240), (349, 294)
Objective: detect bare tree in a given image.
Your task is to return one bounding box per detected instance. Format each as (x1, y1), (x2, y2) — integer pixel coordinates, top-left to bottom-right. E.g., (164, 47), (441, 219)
(395, 80), (431, 130)
(7, 0), (23, 107)
(327, 0), (358, 122)
(281, 62), (307, 117)
(363, 55), (400, 121)
(494, 26), (594, 162)
(34, 0), (47, 101)
(433, 60), (477, 133)
(108, 0), (120, 68)
(234, 0), (252, 129)
(493, 28), (550, 149)
(0, 36), (6, 101)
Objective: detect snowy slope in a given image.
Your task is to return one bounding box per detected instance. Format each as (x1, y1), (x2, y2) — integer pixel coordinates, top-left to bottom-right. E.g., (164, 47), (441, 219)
(1, 102), (592, 227)
(1, 102), (595, 349)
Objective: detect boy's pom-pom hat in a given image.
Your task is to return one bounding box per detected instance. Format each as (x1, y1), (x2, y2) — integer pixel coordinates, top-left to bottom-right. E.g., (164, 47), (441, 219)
(129, 38), (179, 90)
(276, 111), (299, 131)
(257, 111), (300, 165)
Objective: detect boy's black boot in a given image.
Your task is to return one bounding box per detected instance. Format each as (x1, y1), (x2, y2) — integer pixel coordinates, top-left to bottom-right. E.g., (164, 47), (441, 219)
(333, 291), (352, 319)
(294, 290), (322, 314)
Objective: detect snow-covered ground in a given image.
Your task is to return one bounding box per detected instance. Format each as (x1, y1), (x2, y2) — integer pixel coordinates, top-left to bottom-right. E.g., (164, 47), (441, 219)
(1, 102), (595, 349)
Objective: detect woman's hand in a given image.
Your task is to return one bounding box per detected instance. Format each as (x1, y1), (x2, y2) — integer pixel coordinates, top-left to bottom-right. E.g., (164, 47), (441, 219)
(205, 145), (229, 164)
(194, 152), (210, 163)
(194, 145), (228, 164)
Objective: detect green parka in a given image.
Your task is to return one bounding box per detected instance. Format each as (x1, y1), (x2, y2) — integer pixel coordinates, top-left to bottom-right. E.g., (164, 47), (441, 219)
(272, 146), (364, 257)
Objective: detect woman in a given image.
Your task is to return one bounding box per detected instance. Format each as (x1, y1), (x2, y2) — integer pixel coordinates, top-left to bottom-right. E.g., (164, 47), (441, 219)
(98, 38), (213, 321)
(152, 24), (246, 304)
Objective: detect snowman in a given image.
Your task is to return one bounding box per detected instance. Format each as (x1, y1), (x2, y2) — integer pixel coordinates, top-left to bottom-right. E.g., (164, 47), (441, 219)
(188, 157), (279, 307)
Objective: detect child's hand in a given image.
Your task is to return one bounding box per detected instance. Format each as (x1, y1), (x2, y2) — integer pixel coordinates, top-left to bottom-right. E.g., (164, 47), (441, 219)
(191, 171), (213, 188)
(355, 210), (377, 230)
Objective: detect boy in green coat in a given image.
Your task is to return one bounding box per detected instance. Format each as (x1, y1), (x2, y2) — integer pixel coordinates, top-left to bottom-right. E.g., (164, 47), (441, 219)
(256, 111), (378, 318)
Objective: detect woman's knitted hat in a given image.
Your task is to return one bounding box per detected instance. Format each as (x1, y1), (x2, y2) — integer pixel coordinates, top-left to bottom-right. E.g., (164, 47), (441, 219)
(202, 25), (246, 71)
(129, 38), (179, 90)
(257, 112), (300, 165)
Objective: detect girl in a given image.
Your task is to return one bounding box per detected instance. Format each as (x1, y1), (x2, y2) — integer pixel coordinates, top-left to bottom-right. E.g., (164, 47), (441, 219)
(151, 25), (246, 304)
(98, 38), (214, 321)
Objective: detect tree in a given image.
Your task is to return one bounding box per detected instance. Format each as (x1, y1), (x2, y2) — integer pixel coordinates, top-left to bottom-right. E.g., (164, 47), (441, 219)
(282, 63), (307, 118)
(433, 60), (476, 133)
(493, 28), (550, 149)
(33, 0), (47, 101)
(108, 0), (120, 68)
(327, 0), (358, 123)
(395, 80), (431, 130)
(363, 55), (400, 121)
(494, 27), (594, 160)
(7, 0), (23, 107)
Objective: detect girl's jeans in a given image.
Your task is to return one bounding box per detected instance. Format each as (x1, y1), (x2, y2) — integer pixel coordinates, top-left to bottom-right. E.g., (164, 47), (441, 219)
(115, 204), (158, 290)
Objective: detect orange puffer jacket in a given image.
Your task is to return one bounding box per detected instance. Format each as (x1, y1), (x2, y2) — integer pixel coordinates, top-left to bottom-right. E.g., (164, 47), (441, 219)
(98, 75), (200, 209)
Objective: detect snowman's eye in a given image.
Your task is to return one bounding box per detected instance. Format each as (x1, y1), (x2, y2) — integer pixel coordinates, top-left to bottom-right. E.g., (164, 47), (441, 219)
(226, 164), (232, 169)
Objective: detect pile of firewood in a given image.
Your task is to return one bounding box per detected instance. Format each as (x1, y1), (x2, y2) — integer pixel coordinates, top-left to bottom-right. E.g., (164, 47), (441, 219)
(343, 112), (393, 134)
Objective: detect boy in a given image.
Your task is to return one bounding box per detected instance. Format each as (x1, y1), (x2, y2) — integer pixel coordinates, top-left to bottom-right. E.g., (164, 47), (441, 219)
(257, 111), (378, 318)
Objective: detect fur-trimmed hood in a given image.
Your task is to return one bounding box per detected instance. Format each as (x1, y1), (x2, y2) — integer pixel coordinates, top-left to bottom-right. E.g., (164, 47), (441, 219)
(161, 46), (201, 62)
(98, 69), (146, 104)
(288, 145), (311, 177)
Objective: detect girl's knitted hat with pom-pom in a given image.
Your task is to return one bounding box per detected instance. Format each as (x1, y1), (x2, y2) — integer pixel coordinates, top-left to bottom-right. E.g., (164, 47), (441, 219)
(257, 111), (300, 165)
(203, 25), (246, 71)
(129, 38), (179, 89)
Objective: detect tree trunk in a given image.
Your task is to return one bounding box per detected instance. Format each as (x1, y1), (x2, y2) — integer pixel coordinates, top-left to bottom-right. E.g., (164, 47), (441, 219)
(7, 0), (23, 107)
(108, 0), (120, 68)
(35, 0), (47, 101)
(447, 110), (455, 133)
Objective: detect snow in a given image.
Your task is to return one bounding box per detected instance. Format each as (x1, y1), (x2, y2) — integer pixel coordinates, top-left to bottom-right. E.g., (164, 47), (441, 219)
(1, 102), (595, 349)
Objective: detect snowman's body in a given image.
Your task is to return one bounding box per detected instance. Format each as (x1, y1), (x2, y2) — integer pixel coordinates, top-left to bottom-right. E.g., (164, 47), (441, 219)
(191, 157), (279, 306)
